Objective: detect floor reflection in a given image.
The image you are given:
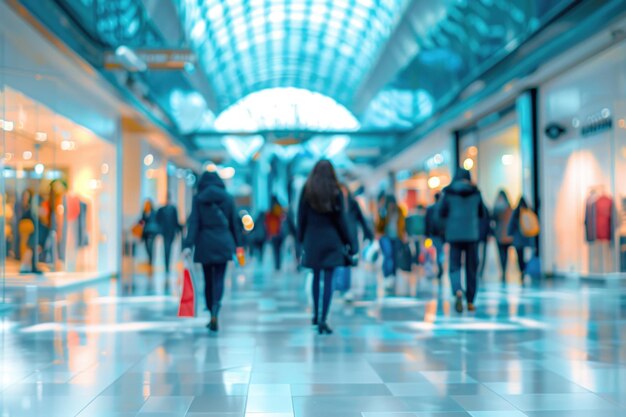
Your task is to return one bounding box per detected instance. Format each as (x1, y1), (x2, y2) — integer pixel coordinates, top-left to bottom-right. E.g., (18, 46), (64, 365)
(0, 264), (625, 416)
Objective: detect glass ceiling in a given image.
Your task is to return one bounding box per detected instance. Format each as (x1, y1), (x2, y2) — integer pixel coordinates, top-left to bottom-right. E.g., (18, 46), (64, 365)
(176, 0), (410, 111)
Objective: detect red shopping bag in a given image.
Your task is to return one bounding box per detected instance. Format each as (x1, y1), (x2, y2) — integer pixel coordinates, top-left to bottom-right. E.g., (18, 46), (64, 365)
(178, 258), (196, 318)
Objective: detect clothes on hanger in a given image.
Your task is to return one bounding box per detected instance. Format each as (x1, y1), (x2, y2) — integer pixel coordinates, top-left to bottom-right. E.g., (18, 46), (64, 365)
(585, 191), (614, 242)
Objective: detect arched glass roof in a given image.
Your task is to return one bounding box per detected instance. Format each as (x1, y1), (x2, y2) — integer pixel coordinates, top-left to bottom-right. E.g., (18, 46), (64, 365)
(214, 88), (359, 132)
(176, 0), (410, 110)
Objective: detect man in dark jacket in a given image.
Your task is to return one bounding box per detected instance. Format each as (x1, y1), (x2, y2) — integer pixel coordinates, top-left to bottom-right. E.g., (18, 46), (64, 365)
(157, 194), (182, 275)
(425, 192), (445, 280)
(439, 168), (487, 313)
(183, 172), (243, 332)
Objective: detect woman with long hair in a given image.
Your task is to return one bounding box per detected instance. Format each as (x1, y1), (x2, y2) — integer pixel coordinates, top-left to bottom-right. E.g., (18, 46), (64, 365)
(183, 171), (243, 332)
(297, 160), (354, 335)
(492, 190), (514, 282)
(140, 199), (159, 270)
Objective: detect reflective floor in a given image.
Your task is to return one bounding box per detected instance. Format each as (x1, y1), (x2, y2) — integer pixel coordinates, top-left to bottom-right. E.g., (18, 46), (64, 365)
(1, 262), (625, 417)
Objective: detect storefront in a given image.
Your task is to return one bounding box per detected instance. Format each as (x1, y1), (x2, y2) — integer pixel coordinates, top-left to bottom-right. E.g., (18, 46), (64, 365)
(454, 94), (538, 282)
(0, 2), (123, 301)
(540, 40), (626, 277)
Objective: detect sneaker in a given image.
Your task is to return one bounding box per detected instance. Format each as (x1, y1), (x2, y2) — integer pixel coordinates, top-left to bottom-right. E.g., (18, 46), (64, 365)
(467, 303), (476, 312)
(455, 291), (463, 313)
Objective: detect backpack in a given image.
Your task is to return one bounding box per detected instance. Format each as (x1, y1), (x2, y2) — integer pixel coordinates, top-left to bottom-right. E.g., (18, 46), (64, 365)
(519, 207), (540, 237)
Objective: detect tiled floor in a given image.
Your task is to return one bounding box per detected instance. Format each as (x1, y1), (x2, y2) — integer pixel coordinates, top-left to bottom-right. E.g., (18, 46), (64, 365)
(0, 262), (625, 416)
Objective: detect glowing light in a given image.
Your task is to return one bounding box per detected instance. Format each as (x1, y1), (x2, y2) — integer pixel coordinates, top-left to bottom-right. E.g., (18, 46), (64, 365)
(433, 153), (444, 164)
(101, 163), (110, 174)
(463, 158), (474, 170)
(424, 238), (433, 248)
(61, 140), (76, 151)
(215, 88), (359, 132)
(143, 154), (154, 166)
(35, 132), (47, 142)
(467, 146), (478, 157)
(242, 214), (254, 232)
(4, 153), (13, 161)
(0, 119), (14, 131)
(34, 163), (44, 175)
(219, 167), (235, 179)
(428, 176), (441, 189)
(205, 163), (217, 172)
(22, 151), (33, 160)
(88, 179), (102, 190)
(501, 154), (514, 166)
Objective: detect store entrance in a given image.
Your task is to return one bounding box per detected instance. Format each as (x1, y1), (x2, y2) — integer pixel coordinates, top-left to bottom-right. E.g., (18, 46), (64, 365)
(460, 113), (526, 283)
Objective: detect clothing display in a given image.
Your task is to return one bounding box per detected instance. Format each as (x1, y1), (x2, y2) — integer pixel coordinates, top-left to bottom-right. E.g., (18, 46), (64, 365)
(585, 192), (614, 242)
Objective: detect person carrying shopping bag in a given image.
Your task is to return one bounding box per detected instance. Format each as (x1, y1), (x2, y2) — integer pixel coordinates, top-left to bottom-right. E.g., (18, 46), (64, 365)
(182, 171), (243, 332)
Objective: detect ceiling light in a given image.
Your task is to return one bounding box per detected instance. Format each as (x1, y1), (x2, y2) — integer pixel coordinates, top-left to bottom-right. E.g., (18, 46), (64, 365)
(35, 132), (47, 141)
(34, 163), (44, 175)
(115, 46), (147, 72)
(463, 158), (474, 170)
(501, 154), (514, 166)
(61, 140), (76, 151)
(23, 151), (33, 160)
(219, 167), (235, 179)
(143, 154), (154, 166)
(0, 119), (14, 132)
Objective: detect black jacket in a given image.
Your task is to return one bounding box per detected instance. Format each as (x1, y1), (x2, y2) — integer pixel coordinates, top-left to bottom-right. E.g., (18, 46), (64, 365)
(440, 169), (487, 243)
(184, 172), (242, 264)
(157, 204), (181, 240)
(425, 202), (444, 238)
(141, 209), (159, 237)
(297, 191), (353, 269)
(345, 195), (373, 253)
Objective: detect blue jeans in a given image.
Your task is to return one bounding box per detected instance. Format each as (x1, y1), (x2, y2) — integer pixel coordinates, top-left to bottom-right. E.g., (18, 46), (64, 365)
(380, 237), (398, 278)
(432, 237), (445, 278)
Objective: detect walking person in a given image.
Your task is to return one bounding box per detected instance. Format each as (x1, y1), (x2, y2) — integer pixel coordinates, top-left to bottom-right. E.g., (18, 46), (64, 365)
(265, 197), (286, 271)
(156, 194), (182, 277)
(425, 192), (445, 281)
(376, 195), (407, 292)
(508, 196), (536, 281)
(297, 160), (354, 335)
(140, 199), (160, 272)
(183, 171), (243, 332)
(478, 204), (492, 280)
(440, 168), (487, 313)
(492, 190), (514, 283)
(336, 183), (374, 301)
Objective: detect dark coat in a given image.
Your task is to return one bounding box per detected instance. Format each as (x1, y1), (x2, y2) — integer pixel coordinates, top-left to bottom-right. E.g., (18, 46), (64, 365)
(157, 204), (181, 240)
(345, 195), (374, 253)
(492, 204), (513, 244)
(141, 209), (159, 237)
(508, 198), (536, 249)
(440, 169), (487, 243)
(297, 191), (353, 269)
(183, 172), (242, 264)
(425, 202), (444, 238)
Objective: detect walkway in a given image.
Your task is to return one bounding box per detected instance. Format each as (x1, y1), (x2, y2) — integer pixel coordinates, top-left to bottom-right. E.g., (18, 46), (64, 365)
(0, 264), (625, 416)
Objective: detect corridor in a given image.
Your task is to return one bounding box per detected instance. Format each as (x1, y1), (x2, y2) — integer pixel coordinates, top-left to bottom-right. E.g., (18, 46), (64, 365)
(1, 265), (624, 417)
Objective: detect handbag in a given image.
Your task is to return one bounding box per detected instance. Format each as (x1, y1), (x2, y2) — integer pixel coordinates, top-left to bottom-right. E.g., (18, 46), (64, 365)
(178, 256), (196, 318)
(131, 221), (144, 239)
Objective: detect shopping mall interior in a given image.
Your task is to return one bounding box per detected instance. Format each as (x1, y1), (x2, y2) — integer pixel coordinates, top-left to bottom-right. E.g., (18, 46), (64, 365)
(1, 0), (625, 416)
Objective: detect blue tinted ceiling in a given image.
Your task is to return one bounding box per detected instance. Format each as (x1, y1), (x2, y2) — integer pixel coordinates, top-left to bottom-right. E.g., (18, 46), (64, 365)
(175, 0), (410, 111)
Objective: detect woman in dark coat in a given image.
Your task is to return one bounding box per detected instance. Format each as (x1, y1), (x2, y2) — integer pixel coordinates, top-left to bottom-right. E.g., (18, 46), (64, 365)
(297, 160), (353, 335)
(140, 199), (160, 269)
(492, 190), (514, 282)
(183, 171), (243, 332)
(508, 196), (536, 275)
